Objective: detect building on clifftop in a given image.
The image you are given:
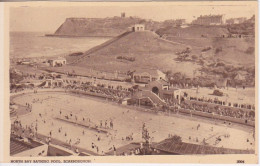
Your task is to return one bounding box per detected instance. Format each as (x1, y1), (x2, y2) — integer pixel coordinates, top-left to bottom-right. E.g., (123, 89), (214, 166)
(133, 24), (145, 31)
(192, 15), (225, 25)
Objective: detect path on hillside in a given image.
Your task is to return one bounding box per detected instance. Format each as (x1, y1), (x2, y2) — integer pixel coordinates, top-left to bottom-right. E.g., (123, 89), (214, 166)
(149, 31), (187, 46)
(156, 35), (203, 48)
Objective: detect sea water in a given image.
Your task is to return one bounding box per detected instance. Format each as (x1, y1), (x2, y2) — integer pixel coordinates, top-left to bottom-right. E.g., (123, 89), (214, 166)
(10, 32), (110, 59)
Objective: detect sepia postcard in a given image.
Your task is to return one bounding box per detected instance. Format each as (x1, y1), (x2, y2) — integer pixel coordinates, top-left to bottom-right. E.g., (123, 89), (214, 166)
(0, 1), (258, 164)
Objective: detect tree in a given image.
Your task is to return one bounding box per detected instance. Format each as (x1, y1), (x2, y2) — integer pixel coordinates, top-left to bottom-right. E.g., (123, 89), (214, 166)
(10, 72), (23, 84)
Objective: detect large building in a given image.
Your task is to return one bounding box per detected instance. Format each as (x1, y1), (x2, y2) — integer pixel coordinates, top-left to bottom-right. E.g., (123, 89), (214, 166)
(192, 15), (225, 25)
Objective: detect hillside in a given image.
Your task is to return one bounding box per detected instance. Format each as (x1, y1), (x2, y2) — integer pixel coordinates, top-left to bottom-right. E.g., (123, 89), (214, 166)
(211, 37), (255, 64)
(52, 17), (161, 37)
(156, 25), (229, 38)
(226, 22), (255, 36)
(80, 31), (185, 56)
(45, 28), (255, 87)
(44, 16), (255, 87)
(155, 23), (255, 66)
(65, 29), (254, 73)
(65, 30), (200, 77)
(162, 36), (255, 66)
(226, 15), (255, 36)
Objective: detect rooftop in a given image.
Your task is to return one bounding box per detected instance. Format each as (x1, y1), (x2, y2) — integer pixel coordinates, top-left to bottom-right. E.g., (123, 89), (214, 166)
(152, 137), (254, 154)
(134, 69), (166, 77)
(10, 136), (43, 156)
(48, 57), (66, 61)
(197, 14), (223, 18)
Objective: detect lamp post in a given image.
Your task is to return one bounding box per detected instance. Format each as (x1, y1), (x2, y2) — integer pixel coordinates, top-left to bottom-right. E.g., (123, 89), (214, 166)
(141, 123), (151, 155)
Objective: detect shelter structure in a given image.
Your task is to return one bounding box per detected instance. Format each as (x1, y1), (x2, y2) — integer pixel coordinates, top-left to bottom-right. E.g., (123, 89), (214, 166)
(131, 79), (181, 107)
(133, 70), (166, 83)
(48, 57), (66, 67)
(133, 24), (145, 31)
(144, 79), (181, 102)
(44, 79), (64, 88)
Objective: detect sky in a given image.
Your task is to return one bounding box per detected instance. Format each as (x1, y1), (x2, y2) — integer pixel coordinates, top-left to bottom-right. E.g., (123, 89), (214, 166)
(9, 2), (256, 32)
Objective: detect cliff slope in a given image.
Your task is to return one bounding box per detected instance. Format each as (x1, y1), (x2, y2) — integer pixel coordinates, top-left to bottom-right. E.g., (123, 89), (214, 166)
(66, 30), (200, 76)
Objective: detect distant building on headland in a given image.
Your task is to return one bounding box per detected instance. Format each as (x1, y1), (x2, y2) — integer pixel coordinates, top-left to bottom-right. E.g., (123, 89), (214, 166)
(192, 15), (225, 25)
(225, 17), (247, 24)
(48, 57), (66, 67)
(164, 19), (186, 27)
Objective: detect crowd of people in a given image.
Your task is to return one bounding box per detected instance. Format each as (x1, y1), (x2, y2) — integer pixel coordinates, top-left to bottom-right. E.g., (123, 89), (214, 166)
(188, 96), (255, 110)
(12, 73), (255, 128)
(10, 77), (141, 156)
(68, 84), (131, 103)
(179, 101), (255, 121)
(11, 72), (255, 126)
(157, 93), (255, 122)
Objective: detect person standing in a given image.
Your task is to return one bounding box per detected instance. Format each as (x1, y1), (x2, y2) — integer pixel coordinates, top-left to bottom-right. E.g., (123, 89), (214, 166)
(105, 120), (107, 128)
(110, 121), (113, 129)
(75, 148), (79, 154)
(113, 145), (116, 156)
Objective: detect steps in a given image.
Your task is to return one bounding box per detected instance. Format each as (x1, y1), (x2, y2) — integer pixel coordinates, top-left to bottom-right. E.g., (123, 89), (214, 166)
(135, 90), (166, 106)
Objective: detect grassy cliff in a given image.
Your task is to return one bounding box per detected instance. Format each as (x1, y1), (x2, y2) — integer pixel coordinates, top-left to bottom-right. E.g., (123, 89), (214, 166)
(64, 30), (200, 77)
(53, 17), (161, 37)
